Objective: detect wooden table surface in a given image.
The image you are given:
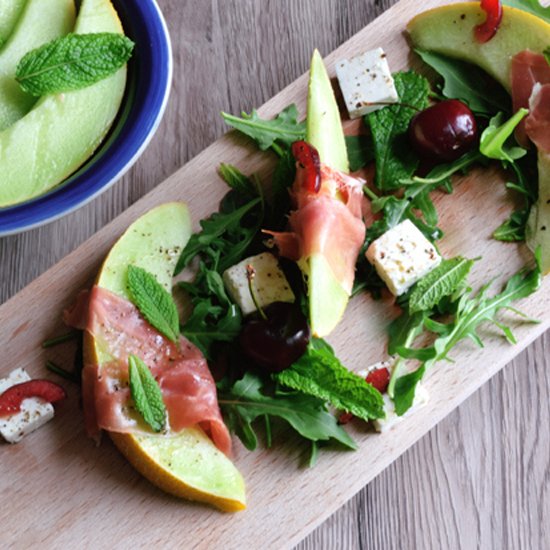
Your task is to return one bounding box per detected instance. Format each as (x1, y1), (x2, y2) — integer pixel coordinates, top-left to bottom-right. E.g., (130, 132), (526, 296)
(1, 1), (549, 548)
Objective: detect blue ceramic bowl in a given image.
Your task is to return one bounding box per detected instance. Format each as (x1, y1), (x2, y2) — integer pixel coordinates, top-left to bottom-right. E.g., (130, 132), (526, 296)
(0, 0), (172, 236)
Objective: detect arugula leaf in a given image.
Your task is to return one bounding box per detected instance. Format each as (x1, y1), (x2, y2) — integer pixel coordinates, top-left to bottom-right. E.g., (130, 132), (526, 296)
(179, 263), (242, 358)
(415, 49), (510, 115)
(128, 355), (166, 432)
(218, 372), (357, 452)
(480, 110), (529, 162)
(493, 208), (530, 242)
(545, 47), (550, 65)
(221, 104), (306, 155)
(267, 149), (296, 230)
(275, 341), (385, 421)
(127, 265), (180, 342)
(175, 194), (262, 275)
(391, 255), (542, 414)
(409, 257), (475, 313)
(400, 149), (483, 187)
(218, 163), (258, 198)
(393, 366), (426, 416)
(365, 181), (443, 245)
(345, 135), (374, 171)
(16, 33), (134, 96)
(367, 71), (430, 190)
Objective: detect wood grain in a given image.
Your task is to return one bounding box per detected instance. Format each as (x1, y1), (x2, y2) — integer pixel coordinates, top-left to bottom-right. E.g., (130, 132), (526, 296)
(0, 1), (549, 549)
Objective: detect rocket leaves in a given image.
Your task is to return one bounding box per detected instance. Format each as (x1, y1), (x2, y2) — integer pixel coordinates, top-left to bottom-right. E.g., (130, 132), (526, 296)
(218, 371), (357, 454)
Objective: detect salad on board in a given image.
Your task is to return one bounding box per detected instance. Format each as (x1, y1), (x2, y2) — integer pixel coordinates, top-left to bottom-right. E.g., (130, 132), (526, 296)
(1, 0), (549, 513)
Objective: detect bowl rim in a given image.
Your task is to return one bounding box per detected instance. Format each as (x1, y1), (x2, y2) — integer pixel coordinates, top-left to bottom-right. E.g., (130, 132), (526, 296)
(0, 0), (173, 237)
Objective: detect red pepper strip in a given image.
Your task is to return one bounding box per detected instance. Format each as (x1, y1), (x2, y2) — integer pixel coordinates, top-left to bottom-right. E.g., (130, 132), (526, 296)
(0, 380), (66, 417)
(291, 140), (321, 193)
(474, 0), (503, 43)
(339, 367), (391, 424)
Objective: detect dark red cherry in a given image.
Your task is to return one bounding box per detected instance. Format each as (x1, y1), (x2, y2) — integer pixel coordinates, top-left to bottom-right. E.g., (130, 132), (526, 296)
(408, 99), (478, 162)
(239, 302), (310, 373)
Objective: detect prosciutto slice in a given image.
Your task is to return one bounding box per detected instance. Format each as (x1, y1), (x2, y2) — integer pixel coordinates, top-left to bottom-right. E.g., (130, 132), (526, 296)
(511, 50), (550, 148)
(65, 286), (232, 456)
(267, 162), (366, 296)
(526, 83), (550, 154)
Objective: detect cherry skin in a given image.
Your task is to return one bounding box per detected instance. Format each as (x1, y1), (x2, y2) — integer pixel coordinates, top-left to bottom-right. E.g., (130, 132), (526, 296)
(408, 99), (478, 162)
(239, 302), (311, 373)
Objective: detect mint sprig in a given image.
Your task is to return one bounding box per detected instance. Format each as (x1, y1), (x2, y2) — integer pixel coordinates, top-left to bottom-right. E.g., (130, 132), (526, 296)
(276, 340), (385, 421)
(128, 355), (166, 433)
(16, 32), (134, 96)
(127, 265), (180, 342)
(408, 257), (475, 313)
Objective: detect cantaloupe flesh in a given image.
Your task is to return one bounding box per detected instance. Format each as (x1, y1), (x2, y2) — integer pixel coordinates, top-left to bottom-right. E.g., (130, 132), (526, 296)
(85, 203), (246, 512)
(0, 0), (127, 207)
(0, 0), (75, 130)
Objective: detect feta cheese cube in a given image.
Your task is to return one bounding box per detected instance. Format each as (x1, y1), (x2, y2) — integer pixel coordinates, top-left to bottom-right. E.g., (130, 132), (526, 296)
(366, 219), (441, 296)
(336, 47), (399, 119)
(373, 383), (429, 433)
(222, 252), (295, 315)
(0, 368), (54, 444)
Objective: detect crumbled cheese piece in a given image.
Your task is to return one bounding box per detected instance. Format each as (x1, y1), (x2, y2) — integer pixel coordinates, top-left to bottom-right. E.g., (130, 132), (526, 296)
(0, 368), (54, 444)
(373, 383), (429, 433)
(222, 252), (295, 315)
(366, 219), (442, 296)
(336, 47), (399, 119)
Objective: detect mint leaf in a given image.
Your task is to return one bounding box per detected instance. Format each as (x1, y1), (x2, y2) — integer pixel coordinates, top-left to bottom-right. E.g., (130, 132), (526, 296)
(218, 372), (357, 452)
(128, 355), (166, 432)
(415, 49), (510, 115)
(480, 110), (529, 162)
(127, 265), (180, 342)
(367, 71), (430, 190)
(409, 257), (475, 313)
(221, 104), (306, 154)
(345, 135), (374, 171)
(16, 32), (134, 96)
(275, 341), (385, 421)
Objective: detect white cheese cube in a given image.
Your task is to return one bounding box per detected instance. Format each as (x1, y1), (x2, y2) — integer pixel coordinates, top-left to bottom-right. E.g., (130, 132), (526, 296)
(366, 219), (441, 296)
(0, 368), (54, 444)
(336, 47), (399, 119)
(222, 252), (295, 315)
(373, 383), (429, 433)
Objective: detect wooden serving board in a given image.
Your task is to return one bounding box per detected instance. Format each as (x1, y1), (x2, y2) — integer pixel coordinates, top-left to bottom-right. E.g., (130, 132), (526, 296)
(1, 0), (548, 548)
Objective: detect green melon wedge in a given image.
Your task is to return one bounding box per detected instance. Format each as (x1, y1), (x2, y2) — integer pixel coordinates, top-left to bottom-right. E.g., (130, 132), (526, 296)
(407, 2), (550, 92)
(0, 0), (127, 207)
(0, 0), (75, 131)
(302, 49), (352, 337)
(0, 0), (26, 46)
(85, 203), (246, 512)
